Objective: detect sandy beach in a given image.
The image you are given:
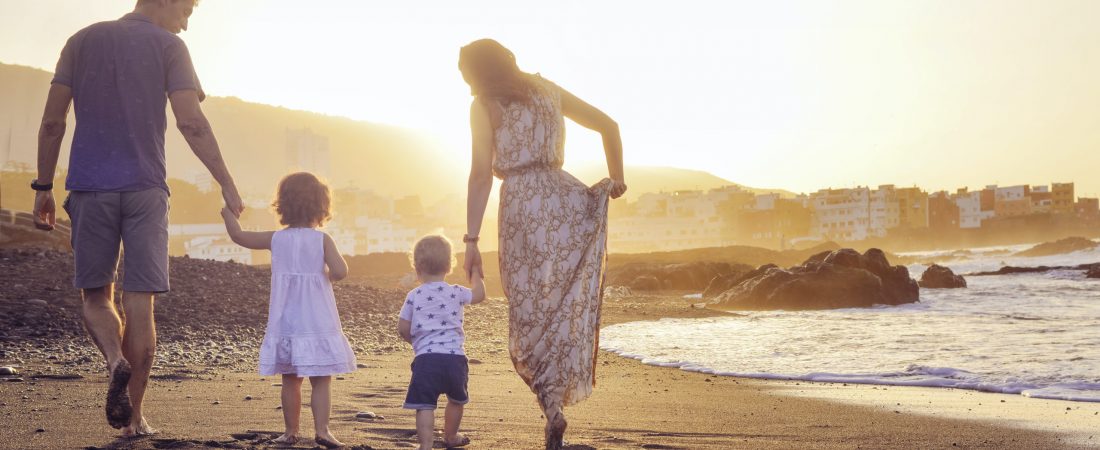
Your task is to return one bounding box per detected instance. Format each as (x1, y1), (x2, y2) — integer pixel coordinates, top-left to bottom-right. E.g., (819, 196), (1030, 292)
(2, 296), (1097, 449)
(0, 249), (1097, 449)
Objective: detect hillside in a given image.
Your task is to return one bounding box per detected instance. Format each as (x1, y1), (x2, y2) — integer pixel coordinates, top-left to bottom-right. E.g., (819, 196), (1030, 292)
(1, 62), (786, 206)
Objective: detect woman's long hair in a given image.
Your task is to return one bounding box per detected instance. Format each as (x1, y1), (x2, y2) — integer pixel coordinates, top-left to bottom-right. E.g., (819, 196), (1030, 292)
(459, 39), (534, 104)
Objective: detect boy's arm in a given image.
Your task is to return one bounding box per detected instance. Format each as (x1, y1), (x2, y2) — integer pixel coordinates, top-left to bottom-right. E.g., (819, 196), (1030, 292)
(322, 233), (349, 281)
(397, 319), (413, 344)
(220, 207), (272, 250)
(470, 272), (486, 304)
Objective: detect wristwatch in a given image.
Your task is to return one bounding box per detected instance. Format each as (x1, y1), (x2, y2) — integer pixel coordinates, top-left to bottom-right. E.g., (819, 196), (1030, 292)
(30, 179), (53, 191)
(463, 234), (479, 244)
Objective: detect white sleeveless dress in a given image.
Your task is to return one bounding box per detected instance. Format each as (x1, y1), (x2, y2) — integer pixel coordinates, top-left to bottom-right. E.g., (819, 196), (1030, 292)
(258, 228), (357, 377)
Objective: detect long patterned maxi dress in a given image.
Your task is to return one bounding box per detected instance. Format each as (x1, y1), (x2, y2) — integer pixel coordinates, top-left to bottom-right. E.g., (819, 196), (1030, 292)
(493, 77), (613, 410)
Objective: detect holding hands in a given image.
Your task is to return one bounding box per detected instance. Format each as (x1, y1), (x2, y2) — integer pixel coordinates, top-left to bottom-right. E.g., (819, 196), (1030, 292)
(464, 243), (483, 282)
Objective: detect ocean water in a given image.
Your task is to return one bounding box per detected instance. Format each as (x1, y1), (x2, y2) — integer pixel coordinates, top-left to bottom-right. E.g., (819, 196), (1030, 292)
(601, 242), (1100, 402)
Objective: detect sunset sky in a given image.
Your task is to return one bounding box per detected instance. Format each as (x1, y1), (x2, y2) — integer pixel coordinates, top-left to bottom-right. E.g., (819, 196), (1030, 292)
(2, 0), (1098, 197)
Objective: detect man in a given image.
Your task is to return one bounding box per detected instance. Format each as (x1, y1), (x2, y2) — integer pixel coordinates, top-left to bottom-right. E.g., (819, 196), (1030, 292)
(32, 0), (242, 436)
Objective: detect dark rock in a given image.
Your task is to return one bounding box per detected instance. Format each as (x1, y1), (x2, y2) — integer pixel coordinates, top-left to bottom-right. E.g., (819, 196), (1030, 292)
(356, 411), (378, 419)
(0, 367), (16, 376)
(968, 266), (1066, 276)
(610, 261), (751, 292)
(711, 248), (919, 310)
(1087, 265), (1100, 279)
(629, 275), (661, 291)
(919, 265), (967, 289)
(1014, 237), (1098, 257)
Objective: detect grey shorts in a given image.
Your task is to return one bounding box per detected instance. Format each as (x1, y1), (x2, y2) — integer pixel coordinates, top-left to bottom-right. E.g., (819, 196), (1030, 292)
(63, 188), (170, 293)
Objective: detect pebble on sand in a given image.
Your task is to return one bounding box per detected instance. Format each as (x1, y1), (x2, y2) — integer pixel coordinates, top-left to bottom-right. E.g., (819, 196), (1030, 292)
(0, 367), (16, 376)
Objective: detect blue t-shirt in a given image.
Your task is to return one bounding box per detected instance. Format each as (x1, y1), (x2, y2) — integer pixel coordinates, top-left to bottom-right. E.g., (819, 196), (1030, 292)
(52, 13), (204, 193)
(399, 282), (473, 357)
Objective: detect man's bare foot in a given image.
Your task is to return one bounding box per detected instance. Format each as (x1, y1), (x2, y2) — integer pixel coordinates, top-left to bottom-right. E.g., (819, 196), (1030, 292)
(271, 433), (298, 446)
(121, 417), (158, 438)
(105, 359), (132, 429)
(444, 433), (471, 448)
(314, 432), (345, 448)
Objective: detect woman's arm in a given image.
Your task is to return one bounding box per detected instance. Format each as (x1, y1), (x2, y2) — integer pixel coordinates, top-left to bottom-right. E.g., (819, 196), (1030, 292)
(465, 99), (494, 280)
(220, 207), (273, 250)
(559, 86), (627, 199)
(322, 232), (349, 281)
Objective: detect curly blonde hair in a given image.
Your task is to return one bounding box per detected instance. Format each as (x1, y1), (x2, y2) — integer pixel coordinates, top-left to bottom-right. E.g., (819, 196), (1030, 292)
(411, 235), (455, 276)
(272, 172), (332, 227)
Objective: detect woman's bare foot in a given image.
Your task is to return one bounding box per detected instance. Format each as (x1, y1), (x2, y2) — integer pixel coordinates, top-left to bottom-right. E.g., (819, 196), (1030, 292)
(271, 432), (298, 446)
(444, 432), (471, 448)
(544, 412), (567, 450)
(121, 416), (158, 438)
(314, 432), (345, 449)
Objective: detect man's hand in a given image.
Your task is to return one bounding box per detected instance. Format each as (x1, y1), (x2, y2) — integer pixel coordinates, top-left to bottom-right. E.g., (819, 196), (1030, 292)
(33, 191), (56, 231)
(221, 183), (244, 217)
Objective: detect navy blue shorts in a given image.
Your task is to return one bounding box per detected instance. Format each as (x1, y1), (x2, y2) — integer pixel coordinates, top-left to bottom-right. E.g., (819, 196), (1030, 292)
(403, 353), (469, 410)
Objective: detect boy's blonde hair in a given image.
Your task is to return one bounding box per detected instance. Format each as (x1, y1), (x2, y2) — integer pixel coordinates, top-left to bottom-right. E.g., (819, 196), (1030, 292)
(411, 235), (455, 276)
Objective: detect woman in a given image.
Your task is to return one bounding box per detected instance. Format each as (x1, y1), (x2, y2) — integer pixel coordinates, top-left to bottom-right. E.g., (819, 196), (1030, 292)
(459, 38), (627, 449)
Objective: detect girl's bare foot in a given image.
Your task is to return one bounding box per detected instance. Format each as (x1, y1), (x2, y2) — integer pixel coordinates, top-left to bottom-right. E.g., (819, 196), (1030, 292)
(271, 433), (298, 446)
(314, 432), (345, 448)
(121, 416), (158, 437)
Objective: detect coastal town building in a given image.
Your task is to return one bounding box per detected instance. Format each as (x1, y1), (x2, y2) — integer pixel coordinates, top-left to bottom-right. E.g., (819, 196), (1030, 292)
(184, 236), (252, 265)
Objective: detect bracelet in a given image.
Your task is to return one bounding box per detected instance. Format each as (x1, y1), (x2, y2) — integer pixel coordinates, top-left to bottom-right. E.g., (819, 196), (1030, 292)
(30, 179), (54, 191)
(462, 234), (479, 244)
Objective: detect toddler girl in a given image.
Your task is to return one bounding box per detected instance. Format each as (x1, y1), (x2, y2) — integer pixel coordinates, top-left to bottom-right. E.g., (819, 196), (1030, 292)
(221, 171), (357, 448)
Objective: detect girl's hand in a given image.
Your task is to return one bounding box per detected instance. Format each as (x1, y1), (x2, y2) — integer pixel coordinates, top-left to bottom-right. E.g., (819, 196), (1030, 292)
(220, 206), (236, 222)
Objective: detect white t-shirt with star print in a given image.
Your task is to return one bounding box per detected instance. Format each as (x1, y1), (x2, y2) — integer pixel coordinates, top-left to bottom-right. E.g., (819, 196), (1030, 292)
(399, 281), (473, 357)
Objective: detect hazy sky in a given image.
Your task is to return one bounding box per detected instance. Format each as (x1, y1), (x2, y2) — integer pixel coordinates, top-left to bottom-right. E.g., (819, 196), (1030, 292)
(2, 0), (1098, 196)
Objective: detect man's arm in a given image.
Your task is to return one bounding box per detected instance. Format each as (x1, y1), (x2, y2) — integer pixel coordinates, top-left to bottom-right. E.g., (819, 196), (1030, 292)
(169, 89), (243, 215)
(33, 84), (73, 230)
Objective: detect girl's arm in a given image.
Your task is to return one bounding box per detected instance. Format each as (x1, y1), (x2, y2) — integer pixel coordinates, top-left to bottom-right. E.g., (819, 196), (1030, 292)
(464, 99), (494, 281)
(470, 271), (486, 305)
(322, 232), (349, 281)
(397, 319), (413, 344)
(220, 207), (273, 250)
(559, 85), (627, 199)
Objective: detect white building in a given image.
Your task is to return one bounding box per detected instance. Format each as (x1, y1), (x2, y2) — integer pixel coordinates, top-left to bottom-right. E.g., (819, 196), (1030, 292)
(609, 215), (727, 253)
(869, 185), (901, 237)
(286, 128), (331, 180)
(184, 236), (251, 264)
(355, 217), (418, 254)
(809, 187), (871, 241)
